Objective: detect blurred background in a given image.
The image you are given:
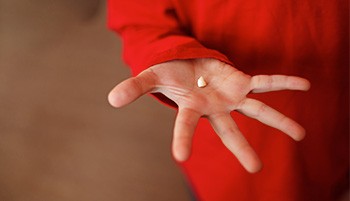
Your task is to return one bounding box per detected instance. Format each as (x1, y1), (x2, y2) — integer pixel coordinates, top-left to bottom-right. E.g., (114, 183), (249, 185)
(0, 0), (191, 200)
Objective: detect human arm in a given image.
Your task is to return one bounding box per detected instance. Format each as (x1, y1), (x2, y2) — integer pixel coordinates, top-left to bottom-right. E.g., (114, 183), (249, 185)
(107, 0), (310, 173)
(107, 0), (232, 75)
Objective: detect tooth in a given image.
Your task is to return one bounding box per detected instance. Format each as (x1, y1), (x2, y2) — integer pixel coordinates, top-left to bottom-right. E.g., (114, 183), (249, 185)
(197, 76), (207, 88)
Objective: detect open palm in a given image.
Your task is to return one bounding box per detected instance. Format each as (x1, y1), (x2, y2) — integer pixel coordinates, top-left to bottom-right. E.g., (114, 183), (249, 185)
(108, 58), (310, 173)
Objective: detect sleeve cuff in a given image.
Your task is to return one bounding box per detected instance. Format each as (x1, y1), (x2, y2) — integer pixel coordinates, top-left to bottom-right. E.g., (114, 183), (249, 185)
(130, 40), (234, 76)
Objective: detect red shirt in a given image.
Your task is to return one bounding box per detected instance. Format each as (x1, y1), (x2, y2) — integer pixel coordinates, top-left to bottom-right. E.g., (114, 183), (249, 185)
(108, 1), (349, 200)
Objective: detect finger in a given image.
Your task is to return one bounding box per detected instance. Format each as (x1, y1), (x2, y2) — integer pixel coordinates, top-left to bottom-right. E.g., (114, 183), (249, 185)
(108, 70), (156, 108)
(209, 114), (262, 173)
(237, 98), (306, 141)
(172, 108), (202, 162)
(250, 75), (311, 93)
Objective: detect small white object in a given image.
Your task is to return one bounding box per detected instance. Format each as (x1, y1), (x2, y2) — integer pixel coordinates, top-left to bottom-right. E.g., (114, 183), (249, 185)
(197, 76), (207, 88)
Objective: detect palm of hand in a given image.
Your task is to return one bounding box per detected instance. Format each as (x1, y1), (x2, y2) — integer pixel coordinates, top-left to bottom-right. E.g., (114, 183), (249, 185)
(150, 59), (249, 112)
(109, 58), (310, 173)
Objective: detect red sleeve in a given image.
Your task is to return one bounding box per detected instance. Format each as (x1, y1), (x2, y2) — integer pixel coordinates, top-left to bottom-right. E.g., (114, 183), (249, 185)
(107, 0), (233, 76)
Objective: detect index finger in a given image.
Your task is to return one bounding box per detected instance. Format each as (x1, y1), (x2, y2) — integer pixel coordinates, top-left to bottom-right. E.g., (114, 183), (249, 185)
(108, 69), (157, 108)
(172, 108), (202, 162)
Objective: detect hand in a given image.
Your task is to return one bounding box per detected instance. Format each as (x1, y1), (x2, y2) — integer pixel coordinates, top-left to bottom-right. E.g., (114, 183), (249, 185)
(108, 58), (310, 173)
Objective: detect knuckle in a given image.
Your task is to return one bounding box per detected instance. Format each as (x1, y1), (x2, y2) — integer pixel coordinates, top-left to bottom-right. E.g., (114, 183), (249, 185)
(255, 103), (268, 117)
(218, 126), (235, 138)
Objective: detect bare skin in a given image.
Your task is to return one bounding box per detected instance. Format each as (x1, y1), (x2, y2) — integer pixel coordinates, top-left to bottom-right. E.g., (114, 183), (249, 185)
(108, 58), (310, 173)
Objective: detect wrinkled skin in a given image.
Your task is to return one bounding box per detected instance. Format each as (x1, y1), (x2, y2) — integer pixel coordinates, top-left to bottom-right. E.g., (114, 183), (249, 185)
(108, 58), (310, 173)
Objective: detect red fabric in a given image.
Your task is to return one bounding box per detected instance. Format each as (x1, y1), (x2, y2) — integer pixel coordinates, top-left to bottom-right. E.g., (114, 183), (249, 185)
(108, 1), (349, 200)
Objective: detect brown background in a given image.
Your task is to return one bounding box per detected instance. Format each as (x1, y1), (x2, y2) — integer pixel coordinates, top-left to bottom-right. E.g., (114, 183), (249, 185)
(0, 0), (191, 200)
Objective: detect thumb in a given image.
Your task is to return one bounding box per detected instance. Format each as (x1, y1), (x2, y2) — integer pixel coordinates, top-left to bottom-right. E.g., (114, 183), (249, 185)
(108, 70), (156, 108)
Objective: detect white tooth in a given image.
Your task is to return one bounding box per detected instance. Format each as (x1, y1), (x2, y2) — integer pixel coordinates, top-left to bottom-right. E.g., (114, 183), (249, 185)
(197, 76), (207, 88)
